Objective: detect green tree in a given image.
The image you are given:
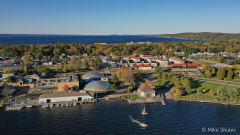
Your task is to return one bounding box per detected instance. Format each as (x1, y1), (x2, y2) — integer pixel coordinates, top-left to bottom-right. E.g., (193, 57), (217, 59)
(204, 69), (212, 78)
(217, 86), (228, 101)
(209, 89), (215, 96)
(37, 66), (50, 74)
(226, 68), (233, 80)
(22, 55), (32, 65)
(198, 88), (202, 94)
(6, 77), (12, 84)
(4, 68), (15, 73)
(136, 73), (142, 81)
(233, 87), (240, 103)
(186, 88), (192, 95)
(155, 67), (162, 73)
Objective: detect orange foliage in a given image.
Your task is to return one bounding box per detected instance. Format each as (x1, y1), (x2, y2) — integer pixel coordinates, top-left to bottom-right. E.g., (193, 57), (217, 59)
(116, 68), (127, 78)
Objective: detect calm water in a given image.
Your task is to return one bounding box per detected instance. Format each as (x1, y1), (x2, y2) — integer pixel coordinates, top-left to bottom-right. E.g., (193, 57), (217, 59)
(0, 100), (239, 134)
(0, 35), (197, 45)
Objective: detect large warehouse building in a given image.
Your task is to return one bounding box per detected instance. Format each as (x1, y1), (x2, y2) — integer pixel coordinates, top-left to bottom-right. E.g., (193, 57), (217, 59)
(39, 92), (94, 103)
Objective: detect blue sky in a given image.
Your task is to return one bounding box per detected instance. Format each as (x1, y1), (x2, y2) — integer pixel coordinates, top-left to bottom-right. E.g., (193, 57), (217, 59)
(0, 0), (240, 35)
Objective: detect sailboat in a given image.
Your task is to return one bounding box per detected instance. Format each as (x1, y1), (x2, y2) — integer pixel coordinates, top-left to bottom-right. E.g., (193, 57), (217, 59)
(142, 107), (148, 115)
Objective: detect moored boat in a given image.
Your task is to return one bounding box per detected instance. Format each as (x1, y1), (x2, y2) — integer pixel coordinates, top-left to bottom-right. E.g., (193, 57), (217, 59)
(142, 107), (148, 115)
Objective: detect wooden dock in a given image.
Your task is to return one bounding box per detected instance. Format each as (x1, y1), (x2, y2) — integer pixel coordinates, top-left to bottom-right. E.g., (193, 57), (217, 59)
(128, 97), (165, 105)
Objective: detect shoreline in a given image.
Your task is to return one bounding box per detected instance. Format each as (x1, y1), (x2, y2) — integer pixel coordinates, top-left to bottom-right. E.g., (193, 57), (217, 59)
(174, 98), (240, 106)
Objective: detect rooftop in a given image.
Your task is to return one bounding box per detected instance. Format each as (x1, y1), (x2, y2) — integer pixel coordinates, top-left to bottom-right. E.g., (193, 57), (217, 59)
(39, 92), (90, 98)
(138, 84), (155, 92)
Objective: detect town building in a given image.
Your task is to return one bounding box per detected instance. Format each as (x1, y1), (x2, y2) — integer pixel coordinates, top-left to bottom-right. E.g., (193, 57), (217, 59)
(84, 80), (111, 91)
(137, 84), (155, 97)
(39, 92), (94, 103)
(134, 64), (154, 70)
(82, 72), (105, 80)
(169, 57), (185, 64)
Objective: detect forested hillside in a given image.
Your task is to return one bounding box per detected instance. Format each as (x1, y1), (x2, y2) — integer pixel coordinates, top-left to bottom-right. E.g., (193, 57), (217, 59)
(148, 32), (240, 41)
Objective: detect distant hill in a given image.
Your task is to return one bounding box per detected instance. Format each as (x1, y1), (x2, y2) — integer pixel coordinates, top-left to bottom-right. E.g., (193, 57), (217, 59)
(146, 32), (240, 41)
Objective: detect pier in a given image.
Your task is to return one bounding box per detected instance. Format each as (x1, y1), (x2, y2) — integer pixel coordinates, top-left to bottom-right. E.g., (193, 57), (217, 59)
(128, 97), (165, 105)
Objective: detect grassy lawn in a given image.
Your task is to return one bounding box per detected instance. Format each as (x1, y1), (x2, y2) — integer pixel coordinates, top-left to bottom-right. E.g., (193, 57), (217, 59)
(181, 93), (221, 101)
(130, 94), (140, 99)
(190, 81), (236, 93)
(4, 96), (12, 98)
(180, 81), (238, 101)
(0, 101), (4, 107)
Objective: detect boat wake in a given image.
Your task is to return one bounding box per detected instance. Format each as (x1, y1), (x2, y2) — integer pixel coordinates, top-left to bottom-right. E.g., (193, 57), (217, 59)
(129, 115), (148, 128)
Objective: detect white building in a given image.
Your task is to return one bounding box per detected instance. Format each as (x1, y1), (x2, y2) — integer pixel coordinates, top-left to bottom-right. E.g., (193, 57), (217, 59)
(137, 84), (155, 98)
(39, 92), (94, 103)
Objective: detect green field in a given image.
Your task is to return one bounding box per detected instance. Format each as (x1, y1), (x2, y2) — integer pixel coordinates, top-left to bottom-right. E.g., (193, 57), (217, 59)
(130, 94), (140, 99)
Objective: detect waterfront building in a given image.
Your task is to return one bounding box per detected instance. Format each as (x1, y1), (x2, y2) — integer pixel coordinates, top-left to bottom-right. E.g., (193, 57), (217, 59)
(39, 92), (93, 103)
(137, 84), (155, 97)
(84, 80), (111, 91)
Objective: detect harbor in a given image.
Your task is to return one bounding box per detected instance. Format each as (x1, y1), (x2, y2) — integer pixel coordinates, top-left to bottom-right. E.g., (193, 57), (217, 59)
(4, 99), (97, 111)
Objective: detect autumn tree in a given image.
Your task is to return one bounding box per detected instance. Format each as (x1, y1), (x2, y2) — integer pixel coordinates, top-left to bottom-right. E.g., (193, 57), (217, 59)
(201, 64), (206, 72)
(23, 66), (27, 72)
(120, 68), (135, 84)
(63, 65), (68, 73)
(63, 85), (69, 92)
(145, 80), (150, 84)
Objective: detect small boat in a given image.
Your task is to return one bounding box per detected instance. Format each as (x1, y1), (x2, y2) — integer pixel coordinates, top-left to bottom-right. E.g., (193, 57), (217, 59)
(65, 103), (68, 107)
(42, 104), (46, 108)
(142, 107), (148, 115)
(26, 105), (32, 108)
(61, 103), (64, 107)
(73, 102), (77, 106)
(45, 104), (48, 108)
(50, 104), (53, 108)
(68, 103), (72, 106)
(56, 104), (59, 107)
(140, 122), (148, 128)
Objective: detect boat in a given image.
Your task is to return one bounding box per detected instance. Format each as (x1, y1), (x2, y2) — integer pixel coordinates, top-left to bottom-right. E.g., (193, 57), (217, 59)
(129, 115), (148, 128)
(65, 103), (68, 107)
(68, 103), (72, 106)
(73, 102), (76, 106)
(140, 122), (148, 128)
(56, 104), (59, 107)
(42, 104), (46, 108)
(61, 103), (64, 107)
(26, 105), (32, 108)
(142, 107), (148, 115)
(50, 104), (53, 108)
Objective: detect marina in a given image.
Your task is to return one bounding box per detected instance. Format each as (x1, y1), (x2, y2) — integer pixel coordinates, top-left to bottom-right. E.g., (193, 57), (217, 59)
(4, 99), (97, 111)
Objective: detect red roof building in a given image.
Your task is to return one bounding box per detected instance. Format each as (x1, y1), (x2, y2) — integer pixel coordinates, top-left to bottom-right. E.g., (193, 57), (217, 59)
(137, 84), (155, 97)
